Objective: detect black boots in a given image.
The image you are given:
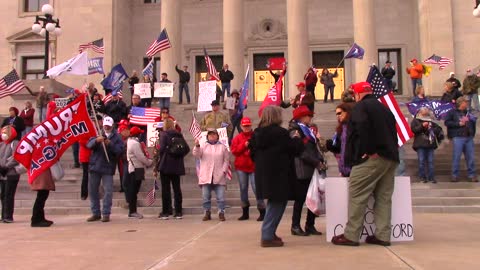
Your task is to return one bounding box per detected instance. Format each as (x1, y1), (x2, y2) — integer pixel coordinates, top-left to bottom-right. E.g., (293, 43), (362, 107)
(305, 225), (323, 235)
(238, 207), (249, 220)
(257, 208), (266, 222)
(291, 226), (308, 236)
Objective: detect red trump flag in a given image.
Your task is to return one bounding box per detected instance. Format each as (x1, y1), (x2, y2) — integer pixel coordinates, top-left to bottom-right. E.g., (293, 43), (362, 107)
(14, 94), (97, 183)
(258, 72), (284, 116)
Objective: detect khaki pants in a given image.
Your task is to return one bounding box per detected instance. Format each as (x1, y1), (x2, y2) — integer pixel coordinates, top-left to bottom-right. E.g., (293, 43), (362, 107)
(344, 156), (398, 242)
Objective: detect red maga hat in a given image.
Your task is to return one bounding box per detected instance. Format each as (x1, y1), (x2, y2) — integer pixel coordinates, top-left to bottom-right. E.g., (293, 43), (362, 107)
(129, 126), (144, 136)
(240, 117), (252, 126)
(351, 82), (372, 94)
(292, 105), (314, 120)
(296, 82), (306, 88)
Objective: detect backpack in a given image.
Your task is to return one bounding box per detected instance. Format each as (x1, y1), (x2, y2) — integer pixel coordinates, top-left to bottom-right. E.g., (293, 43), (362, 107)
(166, 134), (190, 157)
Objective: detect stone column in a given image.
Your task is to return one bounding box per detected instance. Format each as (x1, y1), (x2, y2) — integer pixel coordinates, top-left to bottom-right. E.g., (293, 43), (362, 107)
(160, 0), (181, 102)
(223, 0), (244, 91)
(352, 0), (377, 82)
(286, 0), (309, 98)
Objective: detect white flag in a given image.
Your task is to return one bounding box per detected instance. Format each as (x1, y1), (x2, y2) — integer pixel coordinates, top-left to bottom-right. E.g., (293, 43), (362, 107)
(47, 52), (88, 78)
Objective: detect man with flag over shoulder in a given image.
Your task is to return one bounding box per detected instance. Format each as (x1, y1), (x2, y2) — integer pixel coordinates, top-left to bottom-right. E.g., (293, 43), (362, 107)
(332, 82), (399, 247)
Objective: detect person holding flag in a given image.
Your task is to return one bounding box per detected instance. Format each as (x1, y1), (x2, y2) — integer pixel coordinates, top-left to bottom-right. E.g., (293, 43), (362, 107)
(304, 67), (318, 99)
(320, 68), (339, 103)
(223, 89), (242, 143)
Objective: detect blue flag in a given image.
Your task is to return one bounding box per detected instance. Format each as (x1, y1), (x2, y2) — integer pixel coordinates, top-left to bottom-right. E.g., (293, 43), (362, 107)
(101, 63), (128, 95)
(345, 43), (365, 59)
(88, 57), (104, 75)
(406, 100), (455, 120)
(238, 65), (250, 115)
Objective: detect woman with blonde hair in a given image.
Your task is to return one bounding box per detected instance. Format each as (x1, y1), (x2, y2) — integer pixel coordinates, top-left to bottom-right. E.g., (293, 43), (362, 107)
(249, 106), (303, 247)
(412, 85), (428, 103)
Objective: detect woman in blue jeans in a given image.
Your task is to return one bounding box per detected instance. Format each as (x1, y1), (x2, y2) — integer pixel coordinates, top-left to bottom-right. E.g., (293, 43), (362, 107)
(249, 106), (303, 248)
(411, 108), (444, 183)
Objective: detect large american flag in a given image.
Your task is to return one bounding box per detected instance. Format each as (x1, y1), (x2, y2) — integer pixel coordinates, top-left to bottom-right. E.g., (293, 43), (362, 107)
(79, 38), (105, 54)
(130, 106), (161, 126)
(367, 65), (413, 146)
(424, 54), (453, 70)
(204, 48), (220, 81)
(146, 29), (171, 57)
(189, 111), (202, 140)
(102, 90), (123, 105)
(0, 69), (26, 99)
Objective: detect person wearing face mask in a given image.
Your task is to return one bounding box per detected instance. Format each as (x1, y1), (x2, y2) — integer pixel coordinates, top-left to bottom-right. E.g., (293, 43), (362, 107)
(193, 129), (230, 222)
(1, 107), (25, 141)
(86, 116), (124, 223)
(19, 101), (35, 137)
(0, 126), (21, 223)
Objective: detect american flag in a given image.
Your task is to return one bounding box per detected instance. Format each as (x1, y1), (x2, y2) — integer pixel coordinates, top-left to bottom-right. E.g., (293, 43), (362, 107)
(79, 38), (105, 54)
(130, 106), (161, 126)
(146, 29), (171, 57)
(238, 65), (250, 115)
(142, 58), (154, 78)
(189, 111), (202, 140)
(367, 65), (413, 146)
(0, 69), (25, 99)
(144, 179), (159, 206)
(226, 163), (232, 180)
(204, 48), (220, 81)
(102, 90), (123, 104)
(424, 54), (453, 70)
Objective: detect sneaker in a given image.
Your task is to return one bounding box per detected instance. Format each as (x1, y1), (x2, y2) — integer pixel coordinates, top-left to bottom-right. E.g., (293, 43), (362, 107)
(101, 215), (110, 222)
(219, 212), (226, 222)
(421, 178), (428, 183)
(3, 218), (14, 223)
(128, 213), (144, 219)
(86, 215), (101, 222)
(429, 179), (437, 184)
(158, 213), (169, 220)
(174, 213), (183, 219)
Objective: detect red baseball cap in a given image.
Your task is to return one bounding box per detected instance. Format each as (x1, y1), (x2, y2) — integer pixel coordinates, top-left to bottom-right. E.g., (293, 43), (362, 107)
(293, 105), (314, 120)
(296, 82), (306, 88)
(240, 117), (252, 126)
(410, 58), (418, 63)
(118, 119), (130, 126)
(129, 126), (144, 136)
(351, 82), (372, 94)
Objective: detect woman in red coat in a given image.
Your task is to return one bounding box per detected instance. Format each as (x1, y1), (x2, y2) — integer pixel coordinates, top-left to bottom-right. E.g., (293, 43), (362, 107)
(231, 117), (265, 221)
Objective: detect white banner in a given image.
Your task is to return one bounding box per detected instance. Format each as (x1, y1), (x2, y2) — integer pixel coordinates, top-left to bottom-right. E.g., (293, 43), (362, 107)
(198, 127), (229, 151)
(197, 80), (217, 112)
(325, 176), (414, 242)
(146, 122), (160, 147)
(134, 83), (152, 99)
(225, 97), (236, 110)
(154, 82), (174, 98)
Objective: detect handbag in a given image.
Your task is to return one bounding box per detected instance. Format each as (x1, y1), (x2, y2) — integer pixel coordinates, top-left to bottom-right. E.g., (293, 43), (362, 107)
(129, 158), (145, 181)
(50, 162), (65, 181)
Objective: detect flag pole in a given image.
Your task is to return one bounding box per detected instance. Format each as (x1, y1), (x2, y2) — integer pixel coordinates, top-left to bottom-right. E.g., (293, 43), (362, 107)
(85, 79), (110, 163)
(336, 44), (354, 69)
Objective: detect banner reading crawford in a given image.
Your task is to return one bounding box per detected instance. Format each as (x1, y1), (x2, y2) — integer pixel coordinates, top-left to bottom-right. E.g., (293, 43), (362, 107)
(14, 94), (97, 183)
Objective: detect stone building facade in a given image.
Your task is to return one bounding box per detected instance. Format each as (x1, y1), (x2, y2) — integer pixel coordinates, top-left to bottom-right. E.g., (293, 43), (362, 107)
(0, 0), (478, 113)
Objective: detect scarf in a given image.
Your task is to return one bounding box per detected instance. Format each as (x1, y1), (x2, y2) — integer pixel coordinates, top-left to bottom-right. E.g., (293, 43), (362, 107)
(297, 121), (316, 143)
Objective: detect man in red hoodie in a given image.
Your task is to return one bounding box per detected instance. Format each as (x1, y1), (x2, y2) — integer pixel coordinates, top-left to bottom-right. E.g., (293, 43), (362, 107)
(231, 117), (266, 221)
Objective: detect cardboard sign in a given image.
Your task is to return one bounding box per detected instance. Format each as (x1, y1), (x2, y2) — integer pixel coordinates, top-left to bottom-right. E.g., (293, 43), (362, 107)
(325, 176), (414, 242)
(225, 97), (236, 110)
(198, 127), (229, 151)
(146, 122), (160, 147)
(154, 82), (174, 98)
(197, 80), (217, 112)
(54, 98), (69, 109)
(134, 83), (152, 99)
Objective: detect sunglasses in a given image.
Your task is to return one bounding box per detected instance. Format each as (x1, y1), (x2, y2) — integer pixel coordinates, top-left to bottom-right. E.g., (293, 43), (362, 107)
(335, 111), (343, 116)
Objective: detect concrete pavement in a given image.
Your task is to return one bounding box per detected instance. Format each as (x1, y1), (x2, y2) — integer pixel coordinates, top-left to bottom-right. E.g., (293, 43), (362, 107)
(1, 213), (479, 270)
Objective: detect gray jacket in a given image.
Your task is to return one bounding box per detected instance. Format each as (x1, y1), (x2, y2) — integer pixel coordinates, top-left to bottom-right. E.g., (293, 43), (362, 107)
(127, 137), (153, 173)
(0, 140), (20, 180)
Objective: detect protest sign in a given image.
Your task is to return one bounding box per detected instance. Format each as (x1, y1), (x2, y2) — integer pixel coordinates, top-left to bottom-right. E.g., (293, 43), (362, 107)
(134, 83), (152, 99)
(225, 97), (236, 110)
(54, 98), (69, 109)
(146, 122), (160, 147)
(154, 82), (174, 98)
(197, 80), (217, 112)
(198, 127), (229, 151)
(325, 176), (414, 242)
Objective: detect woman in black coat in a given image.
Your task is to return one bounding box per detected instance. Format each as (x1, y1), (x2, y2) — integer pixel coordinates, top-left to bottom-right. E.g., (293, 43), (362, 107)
(249, 106), (303, 248)
(1, 107), (25, 141)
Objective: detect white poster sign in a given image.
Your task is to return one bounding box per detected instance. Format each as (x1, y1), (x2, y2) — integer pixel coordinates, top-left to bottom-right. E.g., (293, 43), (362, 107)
(325, 176), (413, 242)
(197, 80), (217, 112)
(225, 97), (236, 110)
(154, 82), (174, 98)
(198, 127), (229, 151)
(146, 122), (160, 148)
(134, 83), (152, 99)
(54, 98), (69, 109)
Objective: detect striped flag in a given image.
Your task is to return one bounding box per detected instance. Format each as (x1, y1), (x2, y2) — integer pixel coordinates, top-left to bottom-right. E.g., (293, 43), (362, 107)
(130, 106), (161, 126)
(189, 111), (202, 140)
(79, 38), (105, 54)
(238, 65), (250, 115)
(146, 29), (171, 57)
(367, 65), (413, 146)
(226, 163), (232, 180)
(423, 54), (453, 70)
(0, 69), (25, 99)
(142, 58), (155, 78)
(204, 48), (220, 81)
(144, 180), (158, 206)
(102, 90), (123, 104)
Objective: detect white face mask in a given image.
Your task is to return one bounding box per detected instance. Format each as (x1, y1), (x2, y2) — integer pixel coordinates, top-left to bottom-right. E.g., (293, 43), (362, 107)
(1, 134), (9, 141)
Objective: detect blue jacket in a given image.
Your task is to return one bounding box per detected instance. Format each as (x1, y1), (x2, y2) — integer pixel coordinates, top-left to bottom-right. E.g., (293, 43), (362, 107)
(87, 130), (124, 175)
(444, 109), (476, 139)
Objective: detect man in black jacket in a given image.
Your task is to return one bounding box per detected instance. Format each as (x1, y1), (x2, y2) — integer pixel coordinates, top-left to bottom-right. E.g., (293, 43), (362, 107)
(175, 65), (191, 104)
(104, 93), (127, 125)
(381, 61), (396, 92)
(219, 64), (234, 102)
(332, 81), (399, 247)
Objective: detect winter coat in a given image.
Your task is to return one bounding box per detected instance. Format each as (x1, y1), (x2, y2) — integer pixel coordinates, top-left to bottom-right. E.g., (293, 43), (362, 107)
(192, 142), (230, 186)
(444, 109), (477, 139)
(30, 168), (55, 191)
(155, 130), (188, 175)
(79, 138), (92, 163)
(105, 99), (127, 123)
(292, 92), (315, 112)
(304, 71), (318, 87)
(345, 95), (399, 167)
(175, 66), (191, 83)
(200, 111), (232, 135)
(446, 77), (461, 89)
(19, 108), (35, 127)
(406, 63), (424, 79)
(381, 67), (396, 80)
(46, 100), (57, 119)
(127, 137), (153, 173)
(1, 117), (25, 141)
(411, 118), (444, 150)
(440, 89), (462, 103)
(231, 131), (255, 173)
(249, 124), (303, 201)
(35, 92), (49, 108)
(411, 96), (428, 103)
(326, 123), (351, 177)
(219, 69), (234, 83)
(87, 130), (124, 175)
(320, 71), (338, 87)
(0, 140), (19, 180)
(288, 120), (324, 180)
(462, 75), (480, 95)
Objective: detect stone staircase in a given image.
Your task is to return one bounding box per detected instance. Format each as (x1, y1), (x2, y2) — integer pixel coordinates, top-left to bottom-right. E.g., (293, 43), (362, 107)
(12, 100), (480, 216)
